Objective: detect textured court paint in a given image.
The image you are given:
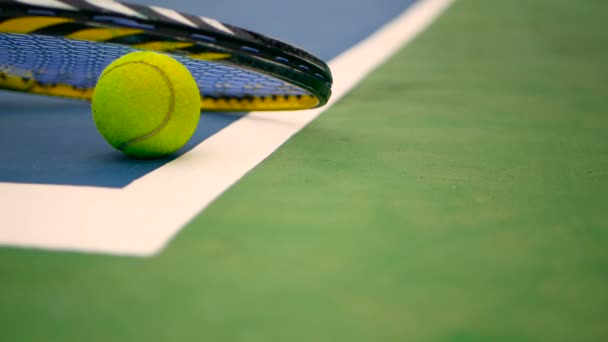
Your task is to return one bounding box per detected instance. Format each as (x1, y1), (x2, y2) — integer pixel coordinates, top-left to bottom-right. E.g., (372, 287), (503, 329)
(1, 1), (607, 340)
(0, 0), (608, 342)
(0, 0), (448, 254)
(0, 101), (237, 187)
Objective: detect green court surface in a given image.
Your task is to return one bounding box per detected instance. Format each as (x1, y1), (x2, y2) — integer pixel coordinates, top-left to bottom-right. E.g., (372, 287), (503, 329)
(1, 0), (608, 340)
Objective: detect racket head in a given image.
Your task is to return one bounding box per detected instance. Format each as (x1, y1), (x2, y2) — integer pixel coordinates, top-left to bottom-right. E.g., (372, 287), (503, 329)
(0, 0), (333, 111)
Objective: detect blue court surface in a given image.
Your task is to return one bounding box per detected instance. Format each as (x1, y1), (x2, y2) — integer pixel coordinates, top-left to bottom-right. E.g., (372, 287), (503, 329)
(0, 0), (415, 188)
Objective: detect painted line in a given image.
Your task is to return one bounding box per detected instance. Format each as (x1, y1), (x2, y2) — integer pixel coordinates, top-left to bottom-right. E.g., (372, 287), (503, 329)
(0, 0), (455, 256)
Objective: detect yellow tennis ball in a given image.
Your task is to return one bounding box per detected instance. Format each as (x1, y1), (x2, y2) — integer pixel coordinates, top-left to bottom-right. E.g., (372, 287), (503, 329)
(92, 51), (200, 158)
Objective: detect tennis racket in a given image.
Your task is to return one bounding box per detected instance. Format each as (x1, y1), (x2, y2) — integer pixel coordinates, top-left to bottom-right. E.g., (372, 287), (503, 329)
(0, 0), (332, 111)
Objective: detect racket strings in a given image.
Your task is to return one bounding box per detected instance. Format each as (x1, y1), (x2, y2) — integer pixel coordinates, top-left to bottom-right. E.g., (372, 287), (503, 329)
(0, 33), (317, 110)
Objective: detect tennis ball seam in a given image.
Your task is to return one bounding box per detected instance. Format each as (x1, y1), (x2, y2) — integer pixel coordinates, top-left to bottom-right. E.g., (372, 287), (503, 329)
(97, 60), (175, 151)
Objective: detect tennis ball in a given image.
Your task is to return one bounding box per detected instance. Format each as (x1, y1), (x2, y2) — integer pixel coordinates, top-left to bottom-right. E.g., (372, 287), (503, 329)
(92, 51), (200, 158)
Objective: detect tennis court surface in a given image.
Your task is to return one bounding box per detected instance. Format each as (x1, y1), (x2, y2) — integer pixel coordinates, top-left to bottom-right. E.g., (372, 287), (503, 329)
(1, 0), (607, 340)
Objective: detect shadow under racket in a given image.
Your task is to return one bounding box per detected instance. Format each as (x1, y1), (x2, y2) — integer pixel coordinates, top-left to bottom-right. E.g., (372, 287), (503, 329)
(0, 91), (241, 188)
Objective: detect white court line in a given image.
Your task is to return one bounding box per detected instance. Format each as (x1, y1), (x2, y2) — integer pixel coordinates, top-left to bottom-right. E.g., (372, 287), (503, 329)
(0, 0), (455, 256)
